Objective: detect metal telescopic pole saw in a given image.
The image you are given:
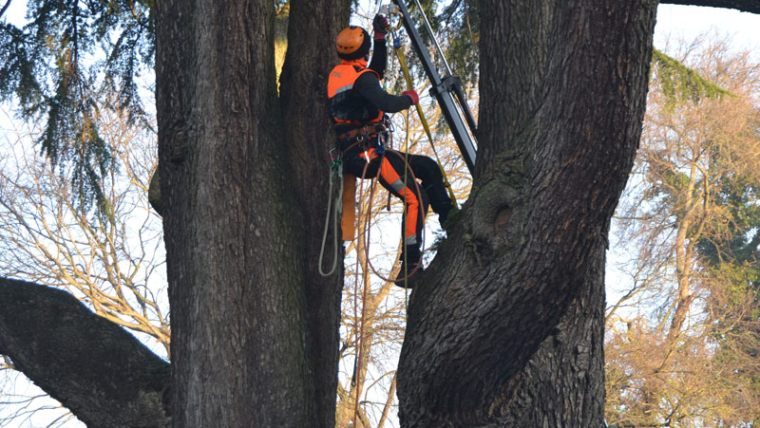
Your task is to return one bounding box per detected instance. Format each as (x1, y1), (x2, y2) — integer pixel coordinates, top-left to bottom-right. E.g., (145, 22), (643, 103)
(390, 0), (478, 173)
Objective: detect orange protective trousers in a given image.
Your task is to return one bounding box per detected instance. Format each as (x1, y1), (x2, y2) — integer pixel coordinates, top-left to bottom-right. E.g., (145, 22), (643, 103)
(344, 148), (435, 247)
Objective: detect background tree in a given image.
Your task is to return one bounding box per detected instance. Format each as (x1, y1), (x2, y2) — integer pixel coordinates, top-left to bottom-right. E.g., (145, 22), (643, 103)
(0, 0), (154, 211)
(0, 107), (166, 352)
(606, 34), (760, 427)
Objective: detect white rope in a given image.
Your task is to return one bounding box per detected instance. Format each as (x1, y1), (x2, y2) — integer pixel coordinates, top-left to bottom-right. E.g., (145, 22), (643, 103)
(318, 162), (343, 276)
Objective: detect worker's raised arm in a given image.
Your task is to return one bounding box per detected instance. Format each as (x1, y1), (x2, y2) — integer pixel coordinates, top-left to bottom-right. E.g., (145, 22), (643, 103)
(367, 15), (389, 79)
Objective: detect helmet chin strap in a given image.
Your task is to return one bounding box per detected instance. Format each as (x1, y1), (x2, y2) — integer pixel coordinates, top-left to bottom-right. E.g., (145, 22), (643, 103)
(341, 58), (369, 68)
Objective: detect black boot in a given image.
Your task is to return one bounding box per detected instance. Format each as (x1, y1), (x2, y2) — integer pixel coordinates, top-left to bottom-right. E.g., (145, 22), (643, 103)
(425, 183), (454, 228)
(395, 244), (423, 288)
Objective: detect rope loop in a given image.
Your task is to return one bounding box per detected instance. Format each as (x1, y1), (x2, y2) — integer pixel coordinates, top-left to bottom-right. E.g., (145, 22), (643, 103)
(318, 157), (343, 277)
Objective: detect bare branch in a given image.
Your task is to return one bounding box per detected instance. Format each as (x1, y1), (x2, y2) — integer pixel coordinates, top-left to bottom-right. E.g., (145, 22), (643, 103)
(0, 0), (12, 19)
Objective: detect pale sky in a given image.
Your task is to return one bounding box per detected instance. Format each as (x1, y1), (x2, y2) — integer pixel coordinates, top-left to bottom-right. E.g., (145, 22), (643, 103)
(656, 4), (760, 51)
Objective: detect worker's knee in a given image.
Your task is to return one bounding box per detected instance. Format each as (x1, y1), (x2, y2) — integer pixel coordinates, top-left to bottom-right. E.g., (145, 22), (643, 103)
(414, 156), (441, 180)
(417, 155), (437, 169)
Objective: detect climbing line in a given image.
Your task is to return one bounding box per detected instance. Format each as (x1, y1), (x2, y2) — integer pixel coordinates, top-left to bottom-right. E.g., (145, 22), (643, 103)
(318, 156), (343, 277)
(363, 149), (426, 284)
(352, 154), (377, 428)
(402, 110), (413, 290)
(358, 135), (426, 285)
(351, 133), (428, 426)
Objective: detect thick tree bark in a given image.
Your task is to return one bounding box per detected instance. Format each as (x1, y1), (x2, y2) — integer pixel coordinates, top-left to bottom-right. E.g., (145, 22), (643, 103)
(0, 278), (170, 428)
(397, 1), (658, 427)
(278, 1), (351, 427)
(492, 243), (607, 427)
(155, 0), (318, 427)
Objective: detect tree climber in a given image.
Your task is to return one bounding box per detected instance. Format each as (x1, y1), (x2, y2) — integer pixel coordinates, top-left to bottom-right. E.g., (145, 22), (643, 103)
(327, 15), (453, 287)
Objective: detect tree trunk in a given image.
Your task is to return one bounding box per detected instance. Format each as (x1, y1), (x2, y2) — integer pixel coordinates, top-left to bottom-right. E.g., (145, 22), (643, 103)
(397, 1), (658, 426)
(490, 244), (607, 427)
(155, 0), (318, 426)
(670, 216), (694, 340)
(279, 1), (351, 427)
(0, 278), (170, 428)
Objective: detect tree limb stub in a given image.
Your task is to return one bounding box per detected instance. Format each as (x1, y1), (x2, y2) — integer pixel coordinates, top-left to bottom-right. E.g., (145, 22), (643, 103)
(0, 277), (170, 428)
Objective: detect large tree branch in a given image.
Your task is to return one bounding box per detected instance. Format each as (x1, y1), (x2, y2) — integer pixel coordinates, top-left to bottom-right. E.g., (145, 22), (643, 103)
(0, 277), (170, 428)
(661, 0), (760, 14)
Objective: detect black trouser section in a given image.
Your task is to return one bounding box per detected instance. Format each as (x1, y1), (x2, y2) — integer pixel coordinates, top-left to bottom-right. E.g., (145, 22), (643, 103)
(345, 149), (425, 247)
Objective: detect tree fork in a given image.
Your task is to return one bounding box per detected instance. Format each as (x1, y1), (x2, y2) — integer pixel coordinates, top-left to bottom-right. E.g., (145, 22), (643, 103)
(398, 0), (658, 426)
(3, 1), (760, 427)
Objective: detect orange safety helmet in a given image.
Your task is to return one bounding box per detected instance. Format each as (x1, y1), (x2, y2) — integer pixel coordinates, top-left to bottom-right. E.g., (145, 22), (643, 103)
(336, 26), (371, 60)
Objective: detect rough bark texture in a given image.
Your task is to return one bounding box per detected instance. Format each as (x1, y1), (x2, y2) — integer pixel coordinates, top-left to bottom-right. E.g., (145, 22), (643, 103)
(155, 0), (317, 427)
(495, 241), (607, 427)
(278, 1), (352, 427)
(397, 1), (658, 427)
(0, 278), (170, 428)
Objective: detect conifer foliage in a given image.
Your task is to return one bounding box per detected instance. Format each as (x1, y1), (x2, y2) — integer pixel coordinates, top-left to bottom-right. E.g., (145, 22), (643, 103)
(0, 0), (154, 210)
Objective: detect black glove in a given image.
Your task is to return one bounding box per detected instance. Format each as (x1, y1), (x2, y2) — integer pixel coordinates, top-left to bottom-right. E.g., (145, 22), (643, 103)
(373, 14), (389, 39)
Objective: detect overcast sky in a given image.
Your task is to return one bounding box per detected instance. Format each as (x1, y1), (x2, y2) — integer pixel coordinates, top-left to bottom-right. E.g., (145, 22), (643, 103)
(655, 4), (760, 52)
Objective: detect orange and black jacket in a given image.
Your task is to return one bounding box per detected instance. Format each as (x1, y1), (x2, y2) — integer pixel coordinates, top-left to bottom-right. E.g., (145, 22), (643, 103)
(328, 39), (413, 136)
